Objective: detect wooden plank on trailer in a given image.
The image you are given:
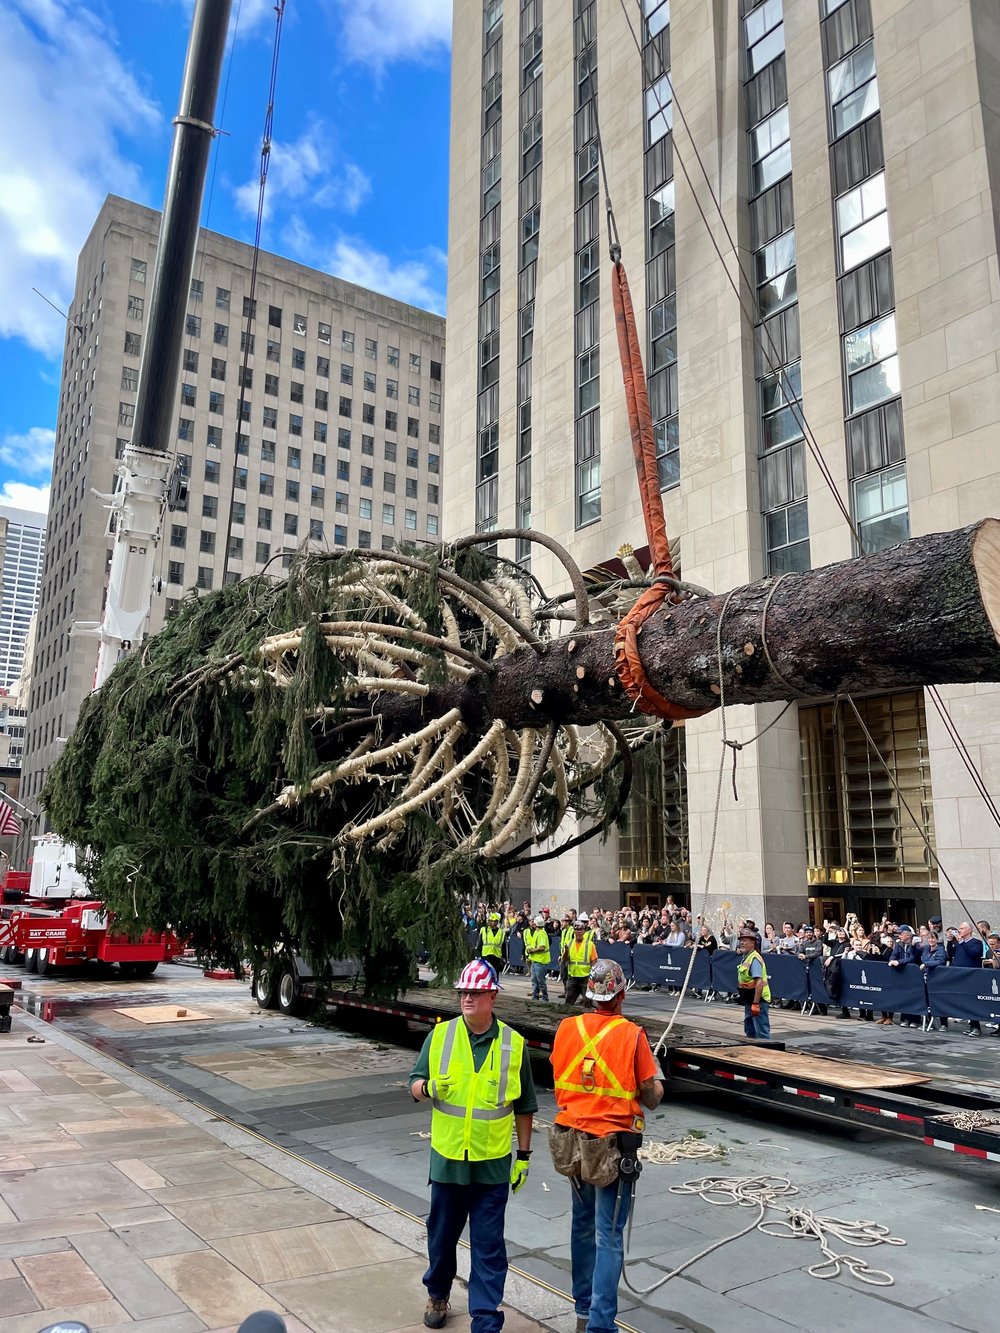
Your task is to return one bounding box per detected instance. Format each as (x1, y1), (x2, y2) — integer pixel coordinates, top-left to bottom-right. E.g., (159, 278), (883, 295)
(677, 1044), (933, 1090)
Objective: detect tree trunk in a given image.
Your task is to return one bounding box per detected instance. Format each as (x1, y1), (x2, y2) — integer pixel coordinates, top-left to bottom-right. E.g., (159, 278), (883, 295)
(379, 520), (1000, 735)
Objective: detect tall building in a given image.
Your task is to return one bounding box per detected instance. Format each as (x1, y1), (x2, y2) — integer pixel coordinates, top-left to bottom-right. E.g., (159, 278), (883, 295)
(22, 195), (445, 811)
(0, 507), (45, 770)
(444, 0), (1000, 927)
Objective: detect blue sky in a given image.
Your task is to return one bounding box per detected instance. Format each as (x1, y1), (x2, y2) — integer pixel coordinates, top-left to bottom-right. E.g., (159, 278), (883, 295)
(0, 0), (452, 514)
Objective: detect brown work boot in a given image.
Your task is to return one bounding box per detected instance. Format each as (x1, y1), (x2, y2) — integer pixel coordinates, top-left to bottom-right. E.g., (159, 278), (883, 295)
(576, 1317), (588, 1333)
(424, 1297), (450, 1329)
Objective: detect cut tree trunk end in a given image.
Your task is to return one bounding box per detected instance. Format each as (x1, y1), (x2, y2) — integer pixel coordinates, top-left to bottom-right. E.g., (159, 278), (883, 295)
(376, 520), (1000, 735)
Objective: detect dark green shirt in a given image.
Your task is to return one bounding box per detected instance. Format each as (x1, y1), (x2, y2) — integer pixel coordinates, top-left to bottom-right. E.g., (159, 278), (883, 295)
(409, 1017), (538, 1185)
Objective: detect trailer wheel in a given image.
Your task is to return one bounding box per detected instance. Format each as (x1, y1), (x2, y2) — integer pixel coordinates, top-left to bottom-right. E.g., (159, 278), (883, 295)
(24, 948), (38, 974)
(254, 964), (279, 1009)
(131, 962), (158, 979)
(36, 949), (54, 976)
(276, 962), (303, 1016)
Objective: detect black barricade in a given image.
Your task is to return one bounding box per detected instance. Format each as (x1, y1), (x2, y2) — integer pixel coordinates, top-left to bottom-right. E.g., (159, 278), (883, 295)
(710, 949), (739, 994)
(596, 940), (635, 981)
(806, 957), (837, 1008)
(549, 935), (562, 968)
(763, 952), (809, 1002)
(927, 967), (1000, 1023)
(466, 926), (479, 954)
(507, 934), (524, 970)
(631, 944), (708, 989)
(836, 958), (927, 1015)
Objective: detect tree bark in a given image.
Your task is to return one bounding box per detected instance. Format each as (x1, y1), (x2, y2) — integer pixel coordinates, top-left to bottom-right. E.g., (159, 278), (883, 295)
(375, 520), (1000, 735)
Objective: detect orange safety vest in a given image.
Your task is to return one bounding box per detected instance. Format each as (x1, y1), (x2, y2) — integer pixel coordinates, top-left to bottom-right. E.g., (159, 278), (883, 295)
(551, 1011), (645, 1138)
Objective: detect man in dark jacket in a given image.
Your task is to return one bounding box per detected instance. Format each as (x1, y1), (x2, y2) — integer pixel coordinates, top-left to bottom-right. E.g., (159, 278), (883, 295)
(887, 925), (922, 1027)
(954, 922), (988, 1035)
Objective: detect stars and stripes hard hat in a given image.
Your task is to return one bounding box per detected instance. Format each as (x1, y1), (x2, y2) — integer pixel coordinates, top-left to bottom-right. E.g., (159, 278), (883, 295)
(455, 960), (502, 991)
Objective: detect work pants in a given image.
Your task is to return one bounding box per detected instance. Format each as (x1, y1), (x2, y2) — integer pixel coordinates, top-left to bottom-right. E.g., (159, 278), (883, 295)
(564, 976), (592, 1007)
(530, 961), (549, 1000)
(743, 1000), (771, 1039)
(424, 1180), (509, 1333)
(570, 1174), (634, 1333)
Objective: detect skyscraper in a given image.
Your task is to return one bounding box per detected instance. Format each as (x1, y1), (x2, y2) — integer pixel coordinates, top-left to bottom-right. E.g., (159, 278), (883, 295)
(22, 195), (445, 812)
(444, 0), (1000, 927)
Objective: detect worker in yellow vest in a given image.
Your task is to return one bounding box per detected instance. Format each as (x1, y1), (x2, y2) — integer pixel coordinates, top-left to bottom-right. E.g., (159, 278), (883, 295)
(737, 927), (772, 1038)
(564, 917), (598, 1007)
(524, 915), (551, 1001)
(409, 959), (536, 1332)
(478, 912), (505, 966)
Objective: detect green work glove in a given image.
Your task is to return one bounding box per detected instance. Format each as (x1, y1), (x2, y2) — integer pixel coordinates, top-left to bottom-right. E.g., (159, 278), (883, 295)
(511, 1153), (530, 1193)
(426, 1075), (454, 1101)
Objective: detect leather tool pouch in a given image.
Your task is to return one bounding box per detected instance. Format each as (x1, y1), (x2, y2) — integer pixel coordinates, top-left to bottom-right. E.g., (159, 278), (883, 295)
(548, 1124), (581, 1178)
(579, 1133), (621, 1187)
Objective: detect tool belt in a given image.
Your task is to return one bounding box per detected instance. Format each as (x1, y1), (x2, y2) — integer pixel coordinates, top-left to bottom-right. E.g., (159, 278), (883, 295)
(548, 1125), (643, 1188)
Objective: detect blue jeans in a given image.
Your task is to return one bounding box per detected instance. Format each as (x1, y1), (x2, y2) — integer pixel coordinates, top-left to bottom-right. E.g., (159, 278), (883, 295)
(424, 1180), (509, 1333)
(570, 1174), (633, 1333)
(530, 961), (549, 1000)
(744, 999), (771, 1038)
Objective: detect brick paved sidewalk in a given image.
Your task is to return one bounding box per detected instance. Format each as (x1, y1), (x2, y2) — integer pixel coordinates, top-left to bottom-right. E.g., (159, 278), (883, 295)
(0, 1014), (565, 1333)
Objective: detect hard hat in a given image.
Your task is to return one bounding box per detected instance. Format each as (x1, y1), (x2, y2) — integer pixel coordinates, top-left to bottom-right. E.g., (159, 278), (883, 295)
(586, 958), (627, 1003)
(488, 911), (501, 922)
(576, 912), (589, 924)
(738, 928), (758, 941)
(455, 959), (502, 991)
(534, 915), (545, 927)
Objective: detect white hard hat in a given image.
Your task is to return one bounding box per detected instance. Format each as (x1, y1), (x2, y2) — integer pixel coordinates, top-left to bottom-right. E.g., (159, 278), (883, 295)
(534, 915), (545, 926)
(576, 912), (590, 924)
(586, 959), (627, 1003)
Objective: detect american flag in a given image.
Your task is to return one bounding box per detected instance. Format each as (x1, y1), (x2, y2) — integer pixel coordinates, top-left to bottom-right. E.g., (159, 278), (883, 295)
(0, 798), (21, 838)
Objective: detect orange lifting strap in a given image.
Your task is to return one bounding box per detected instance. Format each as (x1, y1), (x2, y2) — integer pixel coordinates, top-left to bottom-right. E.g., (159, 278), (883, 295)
(610, 260), (709, 723)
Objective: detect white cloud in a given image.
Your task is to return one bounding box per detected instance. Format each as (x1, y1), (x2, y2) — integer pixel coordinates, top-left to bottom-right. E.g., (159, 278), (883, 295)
(331, 0), (452, 70)
(234, 126), (371, 221)
(327, 238), (446, 314)
(0, 428), (55, 479)
(0, 2), (159, 355)
(0, 482), (50, 514)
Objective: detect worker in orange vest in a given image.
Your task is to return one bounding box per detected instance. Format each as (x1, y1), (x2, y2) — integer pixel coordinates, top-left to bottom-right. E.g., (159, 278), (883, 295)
(549, 959), (663, 1333)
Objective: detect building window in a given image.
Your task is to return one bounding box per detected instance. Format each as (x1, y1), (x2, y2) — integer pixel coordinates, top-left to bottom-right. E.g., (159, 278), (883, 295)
(342, 330), (354, 351)
(259, 474), (274, 496)
(124, 331), (142, 357)
(232, 501), (246, 523)
(756, 230), (797, 317)
(314, 421), (328, 443)
(207, 425), (222, 449)
(385, 441), (397, 462)
(359, 497), (372, 519)
(261, 441), (276, 462)
(338, 427), (351, 449)
(430, 391), (441, 413)
(209, 391), (224, 414)
(287, 446), (301, 469)
(168, 560), (184, 585)
(405, 508), (417, 530)
(577, 349), (600, 414)
(645, 76), (672, 145)
(265, 373), (279, 396)
(745, 0), (783, 77)
(576, 454), (601, 527)
(258, 507), (272, 529)
(365, 337), (378, 360)
(836, 173), (889, 272)
(121, 365), (138, 391)
(309, 518), (324, 541)
(216, 287), (230, 310)
(388, 345), (400, 366)
(313, 453), (326, 475)
(190, 278), (204, 300)
(289, 414), (303, 436)
(338, 459), (351, 482)
(170, 524), (186, 548)
(290, 381), (303, 403)
(228, 536), (243, 560)
(196, 567), (213, 590)
(407, 417), (420, 438)
(750, 105), (791, 195)
(269, 305), (282, 328)
(310, 485), (324, 507)
(293, 313), (307, 335)
(386, 410), (397, 432)
(285, 479), (300, 502)
(578, 242), (599, 308)
(619, 728), (688, 884)
(256, 541), (271, 562)
(318, 321), (331, 344)
(131, 257), (147, 284)
(829, 42), (879, 140)
(429, 452), (439, 474)
(204, 459), (220, 484)
(268, 340), (281, 362)
(242, 296), (257, 319)
(765, 501), (809, 573)
(384, 471), (396, 494)
(340, 396), (352, 417)
(382, 503), (395, 525)
(363, 435), (375, 455)
(521, 206), (540, 266)
(655, 416), (679, 490)
(341, 363), (354, 385)
(315, 388), (328, 412)
(202, 495), (218, 518)
(127, 295), (144, 321)
(185, 314), (201, 338)
(361, 465), (373, 487)
(855, 463), (909, 553)
(317, 355), (330, 377)
(284, 513), (298, 536)
(358, 529), (371, 548)
(406, 446), (419, 468)
(845, 314), (899, 413)
(648, 181), (675, 258)
(263, 406), (278, 429)
(427, 514), (439, 536)
(118, 401), (134, 426)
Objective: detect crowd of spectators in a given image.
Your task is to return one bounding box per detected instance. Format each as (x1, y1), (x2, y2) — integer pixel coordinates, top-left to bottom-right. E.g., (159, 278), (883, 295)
(461, 900), (1000, 1035)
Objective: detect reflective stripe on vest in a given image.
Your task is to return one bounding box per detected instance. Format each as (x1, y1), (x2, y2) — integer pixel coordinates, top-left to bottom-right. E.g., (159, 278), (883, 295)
(736, 949), (771, 1003)
(524, 928), (549, 962)
(567, 936), (595, 977)
(553, 1015), (634, 1098)
(429, 1017), (524, 1161)
(480, 926), (504, 956)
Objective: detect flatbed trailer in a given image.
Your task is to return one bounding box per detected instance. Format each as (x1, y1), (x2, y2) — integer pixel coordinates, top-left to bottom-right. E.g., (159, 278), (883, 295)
(317, 984), (1000, 1167)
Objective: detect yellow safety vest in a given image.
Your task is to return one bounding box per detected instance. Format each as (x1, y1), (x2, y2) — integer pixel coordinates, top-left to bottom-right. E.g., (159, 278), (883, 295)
(736, 949), (771, 1003)
(524, 928), (550, 963)
(567, 936), (596, 978)
(479, 926), (504, 958)
(429, 1018), (524, 1162)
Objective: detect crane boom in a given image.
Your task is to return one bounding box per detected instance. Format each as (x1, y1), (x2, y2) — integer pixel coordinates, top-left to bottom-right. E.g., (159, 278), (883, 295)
(77, 0), (233, 688)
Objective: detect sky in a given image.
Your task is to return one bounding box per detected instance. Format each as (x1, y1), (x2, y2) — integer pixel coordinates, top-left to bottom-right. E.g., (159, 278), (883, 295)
(0, 0), (453, 516)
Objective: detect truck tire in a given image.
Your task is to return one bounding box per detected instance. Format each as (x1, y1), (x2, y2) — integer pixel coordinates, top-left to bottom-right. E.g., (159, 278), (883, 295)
(24, 948), (38, 974)
(276, 962), (304, 1016)
(132, 962), (158, 978)
(253, 964), (279, 1009)
(36, 949), (54, 975)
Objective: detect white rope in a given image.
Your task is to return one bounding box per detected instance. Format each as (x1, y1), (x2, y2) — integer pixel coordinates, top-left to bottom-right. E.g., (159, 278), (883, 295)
(637, 1134), (726, 1165)
(622, 1173), (904, 1297)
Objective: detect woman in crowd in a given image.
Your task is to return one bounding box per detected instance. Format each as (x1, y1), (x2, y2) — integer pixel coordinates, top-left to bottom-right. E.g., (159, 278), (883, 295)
(824, 926), (851, 1018)
(719, 919), (736, 949)
(761, 923), (778, 953)
(845, 923), (875, 1021)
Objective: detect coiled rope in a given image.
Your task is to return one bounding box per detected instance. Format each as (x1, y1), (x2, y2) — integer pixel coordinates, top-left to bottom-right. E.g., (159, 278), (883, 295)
(621, 1173), (905, 1296)
(638, 1134), (726, 1165)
